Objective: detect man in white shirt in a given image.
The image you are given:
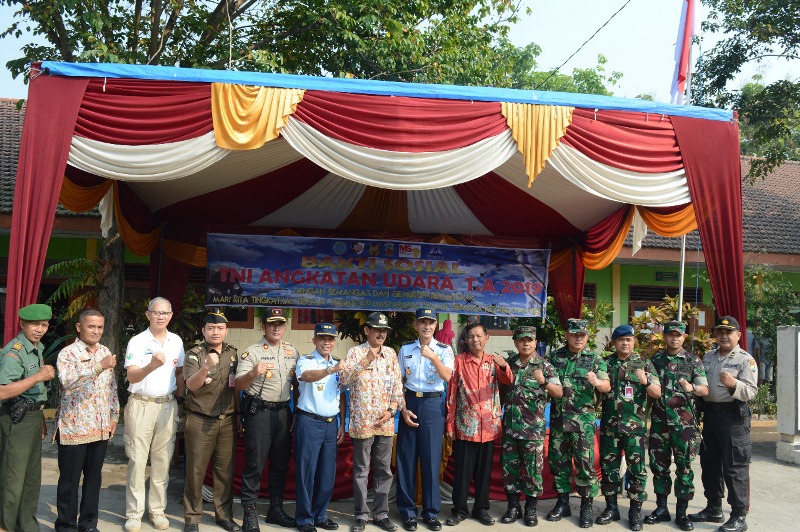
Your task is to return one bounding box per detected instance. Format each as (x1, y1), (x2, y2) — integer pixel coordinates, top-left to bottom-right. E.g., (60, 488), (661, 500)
(123, 297), (185, 532)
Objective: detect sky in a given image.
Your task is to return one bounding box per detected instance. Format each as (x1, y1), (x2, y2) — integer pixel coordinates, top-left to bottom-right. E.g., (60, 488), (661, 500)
(1, 0), (798, 102)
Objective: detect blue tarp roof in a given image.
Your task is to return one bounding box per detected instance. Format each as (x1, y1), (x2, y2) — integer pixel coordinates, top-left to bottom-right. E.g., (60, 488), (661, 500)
(41, 61), (733, 122)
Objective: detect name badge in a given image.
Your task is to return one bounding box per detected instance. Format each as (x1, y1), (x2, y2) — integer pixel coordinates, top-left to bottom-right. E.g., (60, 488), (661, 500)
(624, 385), (634, 400)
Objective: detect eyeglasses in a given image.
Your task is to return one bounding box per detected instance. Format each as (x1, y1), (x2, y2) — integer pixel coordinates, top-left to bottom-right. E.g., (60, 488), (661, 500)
(148, 311), (173, 317)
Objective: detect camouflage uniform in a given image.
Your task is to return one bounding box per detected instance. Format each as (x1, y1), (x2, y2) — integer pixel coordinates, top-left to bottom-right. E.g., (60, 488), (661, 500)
(547, 346), (608, 497)
(648, 349), (708, 500)
(500, 353), (561, 497)
(599, 353), (659, 502)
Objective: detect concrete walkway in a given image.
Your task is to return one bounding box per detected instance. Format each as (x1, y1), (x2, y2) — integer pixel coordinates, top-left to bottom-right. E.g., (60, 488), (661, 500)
(35, 420), (797, 531)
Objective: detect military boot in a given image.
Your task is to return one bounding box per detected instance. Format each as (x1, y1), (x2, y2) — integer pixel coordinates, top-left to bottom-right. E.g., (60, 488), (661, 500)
(266, 499), (296, 528)
(628, 501), (643, 532)
(500, 492), (522, 524)
(675, 499), (694, 531)
(578, 497), (594, 528)
(523, 497), (538, 527)
(242, 504), (259, 532)
(545, 494), (571, 521)
(719, 510), (748, 532)
(688, 499), (724, 523)
(643, 494), (671, 524)
(595, 495), (620, 525)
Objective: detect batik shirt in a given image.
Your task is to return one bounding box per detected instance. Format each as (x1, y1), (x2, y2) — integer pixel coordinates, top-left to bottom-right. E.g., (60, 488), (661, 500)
(339, 342), (403, 439)
(446, 352), (513, 442)
(501, 353), (560, 440)
(651, 349), (708, 427)
(56, 339), (119, 445)
(548, 346), (609, 433)
(600, 352), (659, 435)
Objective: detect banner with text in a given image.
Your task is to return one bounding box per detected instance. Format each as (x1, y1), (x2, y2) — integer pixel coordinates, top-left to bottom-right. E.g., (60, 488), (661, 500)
(206, 234), (549, 317)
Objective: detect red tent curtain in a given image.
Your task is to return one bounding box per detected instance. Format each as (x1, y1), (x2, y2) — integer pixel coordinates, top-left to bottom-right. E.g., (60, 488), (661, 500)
(4, 71), (89, 343)
(549, 245), (585, 328)
(672, 116), (746, 346)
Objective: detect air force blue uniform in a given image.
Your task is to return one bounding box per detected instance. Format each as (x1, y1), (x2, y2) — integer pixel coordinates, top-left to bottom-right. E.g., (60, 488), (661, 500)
(396, 339), (455, 520)
(294, 350), (341, 527)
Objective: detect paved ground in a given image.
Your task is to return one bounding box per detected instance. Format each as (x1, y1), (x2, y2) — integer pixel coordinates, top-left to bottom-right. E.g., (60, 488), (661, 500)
(34, 419), (797, 531)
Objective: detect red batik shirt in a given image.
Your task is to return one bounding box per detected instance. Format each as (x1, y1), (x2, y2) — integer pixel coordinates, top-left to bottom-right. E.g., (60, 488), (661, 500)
(446, 351), (513, 442)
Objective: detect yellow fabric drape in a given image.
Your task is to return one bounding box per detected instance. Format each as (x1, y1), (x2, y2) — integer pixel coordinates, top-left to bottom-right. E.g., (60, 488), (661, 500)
(548, 248), (573, 272)
(638, 204), (697, 237)
(162, 239), (207, 267)
(212, 84), (305, 150)
(579, 208), (636, 270)
(59, 175), (112, 213)
(114, 183), (160, 256)
(501, 103), (574, 186)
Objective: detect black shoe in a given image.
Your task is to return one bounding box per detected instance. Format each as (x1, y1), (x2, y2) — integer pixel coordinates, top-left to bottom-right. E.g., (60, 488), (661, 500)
(595, 496), (620, 525)
(315, 519), (339, 530)
(471, 509), (495, 526)
(523, 498), (538, 527)
(267, 504), (297, 528)
(628, 501), (643, 532)
(184, 525), (199, 532)
(675, 499), (693, 531)
(421, 518), (441, 531)
(373, 518), (398, 532)
(352, 519), (367, 532)
(546, 494), (571, 521)
(500, 506), (521, 524)
(243, 504), (260, 532)
(643, 494), (670, 525)
(444, 514), (466, 527)
(298, 526), (317, 532)
(402, 518), (418, 531)
(578, 497), (594, 528)
(719, 515), (748, 532)
(689, 505), (725, 523)
(217, 519), (242, 532)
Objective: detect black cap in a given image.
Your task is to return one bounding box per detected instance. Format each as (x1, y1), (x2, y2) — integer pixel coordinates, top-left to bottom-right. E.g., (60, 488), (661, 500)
(314, 323), (337, 337)
(264, 308), (287, 323)
(415, 308), (437, 321)
(365, 312), (391, 329)
(203, 311), (228, 324)
(713, 316), (740, 331)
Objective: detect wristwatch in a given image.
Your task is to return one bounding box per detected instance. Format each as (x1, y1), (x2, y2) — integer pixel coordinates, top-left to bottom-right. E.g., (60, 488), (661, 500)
(176, 396), (185, 405)
(645, 379), (652, 387)
(386, 407), (394, 416)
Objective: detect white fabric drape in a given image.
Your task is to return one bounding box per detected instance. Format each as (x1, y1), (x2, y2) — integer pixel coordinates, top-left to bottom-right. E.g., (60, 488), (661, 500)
(547, 144), (691, 206)
(632, 207), (648, 256)
(98, 187), (114, 238)
(280, 118), (518, 190)
(68, 131), (229, 181)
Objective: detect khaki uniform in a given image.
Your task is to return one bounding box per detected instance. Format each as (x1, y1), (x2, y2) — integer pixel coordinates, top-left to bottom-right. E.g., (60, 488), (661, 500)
(0, 333), (48, 532)
(183, 342), (238, 525)
(236, 340), (297, 401)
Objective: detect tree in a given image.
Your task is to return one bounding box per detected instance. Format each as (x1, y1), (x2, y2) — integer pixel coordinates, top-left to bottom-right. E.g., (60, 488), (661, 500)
(744, 263), (800, 363)
(699, 0), (800, 183)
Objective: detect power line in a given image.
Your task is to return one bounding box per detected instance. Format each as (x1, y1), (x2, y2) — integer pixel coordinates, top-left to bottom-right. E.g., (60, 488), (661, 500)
(534, 0), (632, 90)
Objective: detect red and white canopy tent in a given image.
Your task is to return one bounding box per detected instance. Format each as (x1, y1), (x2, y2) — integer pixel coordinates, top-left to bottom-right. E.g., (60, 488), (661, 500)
(5, 62), (744, 342)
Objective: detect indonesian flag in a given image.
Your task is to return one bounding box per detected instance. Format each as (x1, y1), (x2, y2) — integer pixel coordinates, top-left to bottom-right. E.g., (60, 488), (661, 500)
(670, 0), (699, 105)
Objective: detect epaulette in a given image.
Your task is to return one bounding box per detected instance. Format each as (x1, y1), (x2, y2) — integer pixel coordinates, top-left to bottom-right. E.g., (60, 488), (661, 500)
(11, 341), (23, 352)
(304, 354), (315, 358)
(187, 345), (203, 355)
(436, 341), (449, 348)
(402, 340), (416, 345)
(226, 343), (237, 352)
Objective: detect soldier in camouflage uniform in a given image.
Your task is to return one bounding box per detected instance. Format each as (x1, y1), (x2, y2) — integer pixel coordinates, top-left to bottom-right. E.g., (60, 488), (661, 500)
(545, 318), (610, 528)
(499, 326), (563, 527)
(596, 325), (661, 531)
(645, 321), (708, 531)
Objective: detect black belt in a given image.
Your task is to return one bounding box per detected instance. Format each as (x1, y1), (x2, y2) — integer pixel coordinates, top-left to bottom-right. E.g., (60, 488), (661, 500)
(705, 402), (735, 412)
(262, 400), (289, 410)
(297, 408), (337, 423)
(1, 401), (45, 413)
(405, 389), (442, 398)
(189, 410), (234, 421)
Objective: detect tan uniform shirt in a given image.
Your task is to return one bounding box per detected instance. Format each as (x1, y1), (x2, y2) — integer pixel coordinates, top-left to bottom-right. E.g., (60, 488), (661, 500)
(236, 338), (297, 402)
(702, 345), (758, 403)
(184, 342), (238, 417)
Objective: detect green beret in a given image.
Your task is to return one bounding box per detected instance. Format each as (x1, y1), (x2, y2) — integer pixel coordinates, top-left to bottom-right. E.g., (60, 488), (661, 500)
(18, 303), (52, 321)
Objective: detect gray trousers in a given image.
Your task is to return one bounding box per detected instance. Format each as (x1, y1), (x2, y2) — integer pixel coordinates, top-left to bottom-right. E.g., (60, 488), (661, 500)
(352, 435), (394, 520)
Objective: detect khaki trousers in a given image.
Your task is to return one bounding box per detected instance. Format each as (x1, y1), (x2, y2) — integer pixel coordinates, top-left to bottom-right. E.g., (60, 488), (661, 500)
(124, 397), (178, 519)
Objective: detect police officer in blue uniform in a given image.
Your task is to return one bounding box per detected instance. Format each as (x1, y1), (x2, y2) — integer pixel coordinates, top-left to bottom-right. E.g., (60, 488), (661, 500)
(295, 323), (346, 532)
(397, 309), (455, 532)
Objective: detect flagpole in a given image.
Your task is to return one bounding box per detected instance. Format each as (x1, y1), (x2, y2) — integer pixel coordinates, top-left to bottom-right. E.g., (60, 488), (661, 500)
(677, 34), (692, 322)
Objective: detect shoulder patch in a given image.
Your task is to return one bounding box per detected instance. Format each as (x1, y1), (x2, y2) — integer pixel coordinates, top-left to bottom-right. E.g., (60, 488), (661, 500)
(748, 358), (757, 373)
(241, 351), (249, 360)
(11, 341), (23, 351)
(188, 354), (199, 362)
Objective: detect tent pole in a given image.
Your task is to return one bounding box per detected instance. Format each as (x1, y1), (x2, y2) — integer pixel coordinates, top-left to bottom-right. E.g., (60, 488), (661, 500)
(678, 234), (686, 322)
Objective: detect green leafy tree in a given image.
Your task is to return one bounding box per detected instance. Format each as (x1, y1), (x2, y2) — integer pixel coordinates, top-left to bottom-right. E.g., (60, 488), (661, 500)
(629, 295), (714, 359)
(700, 0), (800, 183)
(511, 297), (614, 352)
(333, 310), (416, 353)
(744, 263), (800, 363)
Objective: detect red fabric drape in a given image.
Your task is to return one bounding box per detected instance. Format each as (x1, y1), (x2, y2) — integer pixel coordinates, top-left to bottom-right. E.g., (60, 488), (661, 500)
(580, 206), (633, 253)
(4, 72), (88, 343)
(75, 79), (212, 144)
(148, 243), (191, 311)
(293, 91), (508, 152)
(562, 109), (683, 173)
(672, 116), (746, 346)
(455, 172), (579, 238)
(549, 246), (586, 328)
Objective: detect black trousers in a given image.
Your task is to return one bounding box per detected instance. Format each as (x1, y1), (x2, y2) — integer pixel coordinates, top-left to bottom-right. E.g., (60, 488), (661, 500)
(55, 439), (109, 532)
(700, 409), (751, 513)
(451, 440), (495, 517)
(240, 407), (292, 506)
